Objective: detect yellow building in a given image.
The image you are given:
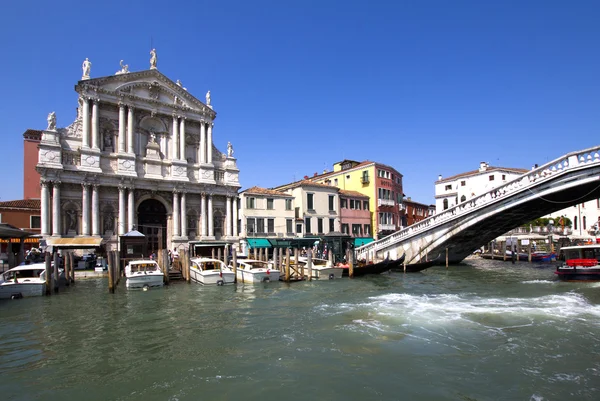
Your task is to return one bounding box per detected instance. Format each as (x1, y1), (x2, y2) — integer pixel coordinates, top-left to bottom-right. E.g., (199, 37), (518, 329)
(309, 160), (404, 239)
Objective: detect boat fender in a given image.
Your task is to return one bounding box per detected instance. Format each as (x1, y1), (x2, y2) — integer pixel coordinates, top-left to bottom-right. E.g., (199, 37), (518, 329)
(262, 277), (270, 283)
(266, 269), (270, 275)
(328, 273), (335, 280)
(142, 285), (150, 291)
(11, 293), (23, 299)
(217, 280), (224, 286)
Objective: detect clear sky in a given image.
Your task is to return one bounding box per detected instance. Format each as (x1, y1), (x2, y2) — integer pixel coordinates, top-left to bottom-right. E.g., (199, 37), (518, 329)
(1, 0), (599, 204)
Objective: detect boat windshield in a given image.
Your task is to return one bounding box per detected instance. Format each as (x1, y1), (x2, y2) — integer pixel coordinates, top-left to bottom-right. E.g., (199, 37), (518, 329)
(565, 248), (600, 261)
(5, 269), (44, 280)
(196, 261), (219, 271)
(244, 261), (269, 269)
(129, 263), (159, 273)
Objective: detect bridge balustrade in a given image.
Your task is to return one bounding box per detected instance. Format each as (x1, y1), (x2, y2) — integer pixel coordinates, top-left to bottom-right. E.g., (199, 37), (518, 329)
(358, 146), (600, 258)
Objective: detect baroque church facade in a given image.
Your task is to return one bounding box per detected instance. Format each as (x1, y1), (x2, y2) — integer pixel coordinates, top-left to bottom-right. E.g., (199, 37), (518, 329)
(37, 55), (240, 254)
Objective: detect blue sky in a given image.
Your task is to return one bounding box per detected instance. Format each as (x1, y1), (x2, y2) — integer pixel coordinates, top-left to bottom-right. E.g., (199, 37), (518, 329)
(1, 0), (599, 204)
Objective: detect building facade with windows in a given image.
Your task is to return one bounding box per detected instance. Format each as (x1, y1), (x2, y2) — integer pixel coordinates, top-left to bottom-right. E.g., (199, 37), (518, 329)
(275, 180), (340, 237)
(238, 186), (294, 238)
(435, 162), (528, 213)
(309, 159), (404, 239)
(402, 197), (435, 227)
(338, 190), (372, 237)
(36, 58), (240, 254)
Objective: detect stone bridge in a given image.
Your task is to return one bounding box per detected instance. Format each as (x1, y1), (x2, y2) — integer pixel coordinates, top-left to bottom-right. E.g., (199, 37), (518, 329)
(356, 146), (600, 265)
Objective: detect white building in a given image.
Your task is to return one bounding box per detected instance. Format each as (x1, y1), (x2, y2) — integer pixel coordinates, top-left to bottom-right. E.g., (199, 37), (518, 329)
(276, 180), (340, 237)
(37, 56), (240, 254)
(435, 162), (528, 213)
(435, 162), (600, 237)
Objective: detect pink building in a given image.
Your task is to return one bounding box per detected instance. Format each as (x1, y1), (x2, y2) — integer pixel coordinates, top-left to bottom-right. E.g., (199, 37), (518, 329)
(339, 190), (372, 237)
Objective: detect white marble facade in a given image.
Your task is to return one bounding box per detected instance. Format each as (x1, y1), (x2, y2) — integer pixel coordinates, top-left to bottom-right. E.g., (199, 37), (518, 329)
(37, 66), (240, 251)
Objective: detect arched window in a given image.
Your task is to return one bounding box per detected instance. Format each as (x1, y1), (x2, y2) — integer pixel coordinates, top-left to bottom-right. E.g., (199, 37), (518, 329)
(574, 216), (578, 230)
(443, 199), (449, 210)
(460, 195), (466, 203)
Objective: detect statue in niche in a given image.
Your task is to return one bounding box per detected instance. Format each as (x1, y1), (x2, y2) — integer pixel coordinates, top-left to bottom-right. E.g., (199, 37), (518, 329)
(149, 132), (157, 143)
(227, 141), (234, 157)
(82, 58), (91, 79)
(103, 132), (113, 150)
(47, 112), (57, 131)
(149, 49), (157, 69)
(205, 90), (211, 106)
(188, 216), (197, 230)
(66, 209), (77, 231)
(103, 214), (114, 232)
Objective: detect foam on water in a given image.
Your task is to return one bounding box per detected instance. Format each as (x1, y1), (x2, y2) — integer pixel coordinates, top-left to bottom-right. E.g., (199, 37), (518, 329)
(521, 280), (556, 284)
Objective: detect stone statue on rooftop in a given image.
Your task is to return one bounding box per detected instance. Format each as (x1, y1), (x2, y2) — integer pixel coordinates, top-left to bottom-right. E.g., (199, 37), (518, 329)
(227, 141), (234, 157)
(47, 112), (57, 131)
(116, 60), (129, 75)
(206, 90), (211, 106)
(82, 58), (91, 80)
(150, 49), (157, 69)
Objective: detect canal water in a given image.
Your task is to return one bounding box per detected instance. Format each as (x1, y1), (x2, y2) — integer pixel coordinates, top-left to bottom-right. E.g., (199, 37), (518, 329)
(1, 258), (599, 401)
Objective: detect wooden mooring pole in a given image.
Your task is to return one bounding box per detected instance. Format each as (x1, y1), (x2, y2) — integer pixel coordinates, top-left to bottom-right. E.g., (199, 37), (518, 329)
(162, 249), (169, 285)
(285, 248), (290, 282)
(53, 251), (59, 293)
(232, 251), (238, 283)
(445, 248), (449, 269)
(108, 251), (115, 293)
(45, 252), (52, 295)
(307, 248), (312, 281)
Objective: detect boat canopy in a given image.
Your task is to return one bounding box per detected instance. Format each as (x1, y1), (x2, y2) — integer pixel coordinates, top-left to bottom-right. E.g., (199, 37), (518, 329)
(246, 238), (272, 249)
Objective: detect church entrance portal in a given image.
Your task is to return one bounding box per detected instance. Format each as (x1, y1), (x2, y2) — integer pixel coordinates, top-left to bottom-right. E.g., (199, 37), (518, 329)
(137, 199), (167, 253)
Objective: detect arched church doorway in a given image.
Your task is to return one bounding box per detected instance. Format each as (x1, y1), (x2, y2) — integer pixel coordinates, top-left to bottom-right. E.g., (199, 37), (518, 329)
(137, 199), (167, 253)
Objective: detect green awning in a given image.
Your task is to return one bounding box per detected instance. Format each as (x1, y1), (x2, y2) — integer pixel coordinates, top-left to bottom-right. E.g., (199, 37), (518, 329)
(354, 237), (374, 247)
(247, 238), (272, 249)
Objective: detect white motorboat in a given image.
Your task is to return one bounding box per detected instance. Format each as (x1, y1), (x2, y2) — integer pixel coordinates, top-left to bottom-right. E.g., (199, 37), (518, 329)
(0, 263), (55, 299)
(295, 256), (344, 279)
(235, 259), (280, 283)
(125, 260), (164, 289)
(190, 257), (235, 285)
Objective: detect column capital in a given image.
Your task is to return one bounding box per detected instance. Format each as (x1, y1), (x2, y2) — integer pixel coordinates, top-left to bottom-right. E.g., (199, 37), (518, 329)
(52, 180), (62, 187)
(128, 105), (135, 111)
(118, 102), (126, 109)
(201, 192), (206, 198)
(40, 180), (50, 188)
(81, 182), (91, 189)
(118, 184), (127, 192)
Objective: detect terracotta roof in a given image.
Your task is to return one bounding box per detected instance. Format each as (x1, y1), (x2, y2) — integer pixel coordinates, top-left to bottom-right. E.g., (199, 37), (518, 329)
(0, 199), (41, 210)
(286, 180), (339, 190)
(241, 186), (293, 197)
(339, 189), (369, 198)
(437, 166), (529, 183)
(23, 129), (42, 140)
(403, 198), (430, 208)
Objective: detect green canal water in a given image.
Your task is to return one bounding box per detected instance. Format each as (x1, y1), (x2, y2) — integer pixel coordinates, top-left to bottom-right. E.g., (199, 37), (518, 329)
(1, 258), (599, 401)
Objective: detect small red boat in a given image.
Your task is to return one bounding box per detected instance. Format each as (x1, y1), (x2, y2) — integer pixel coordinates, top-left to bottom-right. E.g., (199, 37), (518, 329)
(555, 243), (600, 281)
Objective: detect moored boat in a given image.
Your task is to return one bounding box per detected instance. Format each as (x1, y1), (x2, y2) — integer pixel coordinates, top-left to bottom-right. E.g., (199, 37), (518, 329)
(294, 256), (344, 279)
(392, 254), (439, 273)
(125, 259), (164, 289)
(190, 257), (235, 285)
(555, 243), (600, 281)
(0, 263), (63, 299)
(235, 259), (280, 283)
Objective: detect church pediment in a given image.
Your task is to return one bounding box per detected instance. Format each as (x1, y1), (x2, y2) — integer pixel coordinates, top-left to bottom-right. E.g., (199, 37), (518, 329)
(76, 69), (215, 119)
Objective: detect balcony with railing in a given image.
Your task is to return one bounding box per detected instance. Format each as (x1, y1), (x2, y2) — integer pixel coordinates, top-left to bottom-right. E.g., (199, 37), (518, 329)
(378, 223), (396, 231)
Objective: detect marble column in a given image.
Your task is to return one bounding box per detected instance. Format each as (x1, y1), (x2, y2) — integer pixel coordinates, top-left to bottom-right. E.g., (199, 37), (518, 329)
(118, 104), (126, 153)
(226, 195), (232, 237)
(91, 100), (99, 149)
(207, 123), (213, 164)
(180, 192), (187, 237)
(92, 184), (100, 236)
(179, 117), (186, 161)
(199, 122), (206, 163)
(41, 181), (50, 236)
(128, 188), (135, 232)
(82, 183), (90, 236)
(127, 106), (135, 154)
(82, 97), (90, 148)
(208, 194), (214, 237)
(118, 186), (126, 235)
(201, 193), (207, 237)
(232, 197), (238, 237)
(173, 191), (180, 237)
(172, 115), (179, 160)
(52, 182), (61, 236)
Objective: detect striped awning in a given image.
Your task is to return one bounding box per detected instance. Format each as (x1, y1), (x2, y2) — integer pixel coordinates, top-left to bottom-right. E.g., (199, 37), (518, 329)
(46, 237), (103, 248)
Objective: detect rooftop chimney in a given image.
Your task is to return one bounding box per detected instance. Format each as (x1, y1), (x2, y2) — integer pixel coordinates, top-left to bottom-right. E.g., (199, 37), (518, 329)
(303, 175), (309, 180)
(438, 174), (442, 181)
(479, 162), (488, 172)
(314, 172), (318, 177)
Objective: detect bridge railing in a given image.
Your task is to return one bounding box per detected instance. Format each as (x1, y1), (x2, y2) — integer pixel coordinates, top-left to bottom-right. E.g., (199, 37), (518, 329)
(357, 146), (600, 257)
